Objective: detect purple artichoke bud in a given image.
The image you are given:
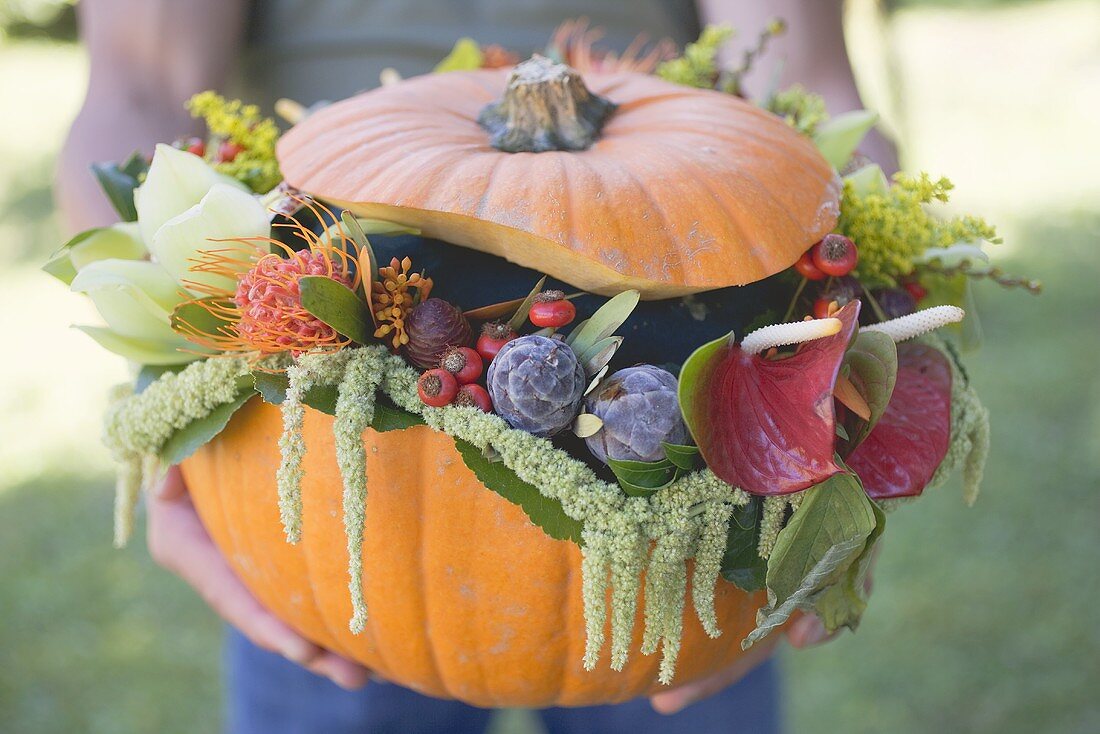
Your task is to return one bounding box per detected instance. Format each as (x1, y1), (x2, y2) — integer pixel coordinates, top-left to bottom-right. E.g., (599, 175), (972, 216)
(487, 335), (586, 437)
(873, 288), (917, 320)
(404, 298), (472, 369)
(584, 365), (688, 464)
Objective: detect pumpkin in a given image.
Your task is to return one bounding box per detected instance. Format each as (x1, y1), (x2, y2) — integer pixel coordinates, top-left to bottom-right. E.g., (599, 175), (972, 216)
(278, 56), (840, 299)
(182, 399), (767, 707)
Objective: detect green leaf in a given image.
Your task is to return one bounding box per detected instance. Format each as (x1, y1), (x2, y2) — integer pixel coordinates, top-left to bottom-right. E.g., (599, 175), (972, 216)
(813, 499), (886, 633)
(565, 290), (640, 358)
(42, 229), (102, 285)
(171, 298), (234, 339)
(452, 437), (584, 544)
(812, 109), (879, 170)
(299, 275), (372, 344)
(135, 364), (185, 393)
(742, 472), (877, 649)
(250, 370), (338, 414)
(721, 497), (768, 592)
(159, 384), (254, 465)
(841, 331), (898, 452)
(434, 37), (483, 72)
(91, 151), (148, 222)
(607, 457), (678, 495)
(506, 276), (547, 333)
(371, 398), (425, 432)
(662, 442), (701, 471)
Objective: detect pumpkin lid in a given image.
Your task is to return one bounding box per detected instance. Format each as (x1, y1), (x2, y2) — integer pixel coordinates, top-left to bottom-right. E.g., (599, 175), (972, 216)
(277, 58), (841, 299)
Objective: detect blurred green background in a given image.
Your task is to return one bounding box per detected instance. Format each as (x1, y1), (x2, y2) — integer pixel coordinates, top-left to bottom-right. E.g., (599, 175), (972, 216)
(1, 1), (1097, 732)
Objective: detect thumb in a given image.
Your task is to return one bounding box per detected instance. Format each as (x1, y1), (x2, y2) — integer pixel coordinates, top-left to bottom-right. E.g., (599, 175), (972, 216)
(155, 466), (188, 500)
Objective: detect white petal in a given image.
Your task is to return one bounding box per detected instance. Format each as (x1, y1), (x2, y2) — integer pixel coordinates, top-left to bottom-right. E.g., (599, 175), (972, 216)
(134, 143), (246, 245)
(69, 222), (146, 270)
(71, 259), (185, 341)
(74, 325), (196, 365)
(150, 183), (268, 295)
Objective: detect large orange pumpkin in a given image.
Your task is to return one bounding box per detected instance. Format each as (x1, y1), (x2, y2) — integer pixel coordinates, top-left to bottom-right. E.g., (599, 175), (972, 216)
(278, 57), (840, 298)
(183, 399), (767, 707)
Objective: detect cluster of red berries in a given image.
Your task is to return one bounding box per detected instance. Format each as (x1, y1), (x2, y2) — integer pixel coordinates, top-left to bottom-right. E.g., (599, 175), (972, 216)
(794, 234), (859, 281)
(417, 347), (493, 410)
(177, 137), (244, 163)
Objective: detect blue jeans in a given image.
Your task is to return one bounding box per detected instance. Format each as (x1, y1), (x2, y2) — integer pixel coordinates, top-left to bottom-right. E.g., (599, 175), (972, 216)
(225, 629), (781, 734)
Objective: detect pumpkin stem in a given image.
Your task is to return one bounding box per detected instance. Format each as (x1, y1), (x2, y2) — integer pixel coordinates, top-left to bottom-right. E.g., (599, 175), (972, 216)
(478, 55), (617, 153)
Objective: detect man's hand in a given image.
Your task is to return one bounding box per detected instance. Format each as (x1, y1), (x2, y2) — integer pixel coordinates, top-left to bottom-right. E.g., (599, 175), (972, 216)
(148, 467), (370, 690)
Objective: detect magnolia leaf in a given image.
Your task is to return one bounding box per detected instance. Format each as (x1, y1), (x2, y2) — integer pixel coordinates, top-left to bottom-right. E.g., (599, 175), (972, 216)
(434, 37), (483, 72)
(580, 336), (623, 377)
(584, 365), (610, 396)
(171, 298), (234, 340)
(299, 275), (372, 344)
(464, 296), (527, 321)
(608, 457), (678, 496)
(721, 497), (768, 592)
(159, 383), (254, 465)
(812, 498), (886, 633)
(840, 331), (898, 453)
(91, 151), (148, 222)
(42, 249), (79, 285)
(812, 109), (878, 170)
(452, 437), (583, 544)
(250, 371), (340, 416)
(918, 242), (991, 268)
(662, 442), (701, 472)
(564, 318), (589, 346)
(847, 343), (952, 499)
(681, 302), (861, 496)
(566, 290), (640, 357)
(843, 162), (889, 197)
(573, 413), (604, 438)
(505, 276), (547, 333)
(371, 398), (425, 432)
(742, 472), (877, 648)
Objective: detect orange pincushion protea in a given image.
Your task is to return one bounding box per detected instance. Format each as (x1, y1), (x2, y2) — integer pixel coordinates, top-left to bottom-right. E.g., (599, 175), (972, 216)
(176, 202), (362, 359)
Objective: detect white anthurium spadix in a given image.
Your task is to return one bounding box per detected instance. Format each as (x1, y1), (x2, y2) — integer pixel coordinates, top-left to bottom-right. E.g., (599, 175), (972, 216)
(863, 305), (965, 342)
(739, 317), (843, 355)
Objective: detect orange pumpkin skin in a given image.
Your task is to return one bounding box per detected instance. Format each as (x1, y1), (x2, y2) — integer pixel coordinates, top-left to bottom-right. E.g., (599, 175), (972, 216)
(277, 69), (841, 299)
(182, 399), (767, 707)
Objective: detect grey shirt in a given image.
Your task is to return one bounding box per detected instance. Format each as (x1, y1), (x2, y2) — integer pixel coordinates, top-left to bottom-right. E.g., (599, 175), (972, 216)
(239, 0), (700, 108)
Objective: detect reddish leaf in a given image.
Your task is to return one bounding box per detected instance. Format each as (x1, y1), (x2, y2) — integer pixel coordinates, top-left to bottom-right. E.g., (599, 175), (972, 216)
(847, 343), (952, 499)
(683, 302), (861, 496)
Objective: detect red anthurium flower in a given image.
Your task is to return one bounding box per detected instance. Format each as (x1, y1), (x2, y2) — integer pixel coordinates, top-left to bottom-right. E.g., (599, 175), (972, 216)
(681, 302), (861, 496)
(847, 342), (952, 499)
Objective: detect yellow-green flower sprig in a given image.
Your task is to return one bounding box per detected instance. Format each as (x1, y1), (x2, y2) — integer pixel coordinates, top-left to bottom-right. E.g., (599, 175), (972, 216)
(839, 173), (999, 289)
(766, 84), (829, 136)
(187, 91), (282, 193)
(656, 25), (733, 89)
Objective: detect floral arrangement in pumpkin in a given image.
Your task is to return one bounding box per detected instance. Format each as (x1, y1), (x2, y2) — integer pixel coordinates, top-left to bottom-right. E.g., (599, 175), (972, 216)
(47, 21), (1038, 690)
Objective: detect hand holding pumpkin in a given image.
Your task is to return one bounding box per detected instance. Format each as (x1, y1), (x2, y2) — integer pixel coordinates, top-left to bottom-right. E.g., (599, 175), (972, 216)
(148, 467), (370, 691)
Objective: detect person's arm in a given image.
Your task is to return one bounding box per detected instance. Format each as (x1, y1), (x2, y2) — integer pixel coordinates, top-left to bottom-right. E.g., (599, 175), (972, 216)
(696, 0), (898, 172)
(57, 0), (247, 232)
(57, 0), (369, 690)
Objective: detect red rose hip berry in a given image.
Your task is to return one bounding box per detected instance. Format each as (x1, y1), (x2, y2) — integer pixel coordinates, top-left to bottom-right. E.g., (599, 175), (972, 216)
(439, 346), (483, 384)
(811, 234), (858, 277)
(903, 281), (928, 302)
(453, 383), (493, 413)
(183, 137), (206, 157)
(217, 140), (245, 163)
(794, 250), (827, 281)
(417, 368), (459, 407)
(476, 322), (517, 362)
(812, 297), (835, 320)
(528, 290), (576, 328)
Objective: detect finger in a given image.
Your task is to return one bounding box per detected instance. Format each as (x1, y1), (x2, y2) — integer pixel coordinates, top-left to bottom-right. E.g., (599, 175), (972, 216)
(786, 615), (835, 648)
(155, 465), (188, 500)
(305, 652), (372, 690)
(649, 635), (778, 715)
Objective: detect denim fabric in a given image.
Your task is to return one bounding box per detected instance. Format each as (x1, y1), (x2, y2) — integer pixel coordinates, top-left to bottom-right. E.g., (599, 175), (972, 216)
(225, 628), (781, 734)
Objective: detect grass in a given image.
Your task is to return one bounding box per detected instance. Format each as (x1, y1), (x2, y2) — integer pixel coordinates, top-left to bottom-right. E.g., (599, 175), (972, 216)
(2, 2), (1098, 731)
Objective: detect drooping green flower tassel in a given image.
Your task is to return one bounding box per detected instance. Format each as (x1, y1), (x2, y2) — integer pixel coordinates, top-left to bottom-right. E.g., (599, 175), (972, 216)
(608, 527), (647, 671)
(757, 495), (788, 560)
(113, 454), (142, 549)
(581, 529), (610, 670)
(691, 502), (734, 638)
(333, 349), (382, 633)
